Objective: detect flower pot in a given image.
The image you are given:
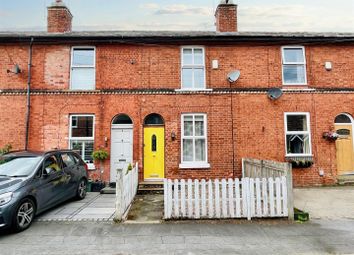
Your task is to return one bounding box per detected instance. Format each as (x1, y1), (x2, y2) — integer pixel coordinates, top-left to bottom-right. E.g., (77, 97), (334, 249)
(91, 181), (105, 192)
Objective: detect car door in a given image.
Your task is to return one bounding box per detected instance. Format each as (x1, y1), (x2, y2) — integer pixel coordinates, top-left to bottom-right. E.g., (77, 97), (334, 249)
(59, 153), (78, 196)
(35, 154), (69, 210)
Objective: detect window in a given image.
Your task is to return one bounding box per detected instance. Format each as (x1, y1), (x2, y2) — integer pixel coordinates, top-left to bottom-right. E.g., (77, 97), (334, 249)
(335, 114), (352, 124)
(181, 47), (206, 90)
(61, 153), (76, 168)
(71, 47), (95, 90)
(43, 155), (62, 174)
(285, 113), (312, 156)
(180, 114), (209, 168)
(151, 135), (157, 152)
(282, 46), (307, 85)
(144, 113), (164, 126)
(69, 115), (95, 163)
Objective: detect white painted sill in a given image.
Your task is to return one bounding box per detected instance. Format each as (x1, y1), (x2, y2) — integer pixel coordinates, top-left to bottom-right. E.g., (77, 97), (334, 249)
(175, 89), (213, 92)
(179, 163), (211, 169)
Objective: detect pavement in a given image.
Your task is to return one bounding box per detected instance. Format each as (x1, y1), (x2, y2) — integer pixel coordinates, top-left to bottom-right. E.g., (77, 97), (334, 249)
(35, 192), (116, 222)
(1, 219), (354, 254)
(294, 186), (354, 220)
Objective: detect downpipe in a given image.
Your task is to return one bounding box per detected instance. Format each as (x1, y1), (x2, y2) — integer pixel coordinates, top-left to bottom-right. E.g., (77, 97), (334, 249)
(25, 38), (34, 151)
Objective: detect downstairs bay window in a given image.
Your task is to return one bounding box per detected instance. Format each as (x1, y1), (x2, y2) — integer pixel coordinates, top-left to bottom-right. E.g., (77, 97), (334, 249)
(69, 115), (95, 167)
(284, 113), (312, 157)
(180, 114), (210, 169)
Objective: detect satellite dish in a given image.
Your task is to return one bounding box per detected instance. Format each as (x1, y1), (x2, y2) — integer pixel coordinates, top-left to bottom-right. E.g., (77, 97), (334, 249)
(267, 88), (283, 100)
(227, 70), (241, 83)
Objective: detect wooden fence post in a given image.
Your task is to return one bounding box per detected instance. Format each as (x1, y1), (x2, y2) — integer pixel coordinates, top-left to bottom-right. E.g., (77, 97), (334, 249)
(114, 168), (124, 222)
(286, 163), (294, 220)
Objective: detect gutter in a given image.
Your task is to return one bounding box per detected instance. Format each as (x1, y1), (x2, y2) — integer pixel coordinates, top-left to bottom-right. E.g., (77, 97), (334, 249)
(25, 37), (34, 151)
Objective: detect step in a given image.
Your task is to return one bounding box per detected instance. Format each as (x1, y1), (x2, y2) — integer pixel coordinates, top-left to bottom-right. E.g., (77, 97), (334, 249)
(337, 174), (354, 185)
(139, 181), (164, 186)
(137, 187), (164, 195)
(100, 187), (116, 194)
(138, 181), (164, 194)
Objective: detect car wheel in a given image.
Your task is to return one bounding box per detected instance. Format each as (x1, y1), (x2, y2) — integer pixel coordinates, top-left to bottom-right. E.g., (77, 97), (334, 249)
(12, 198), (36, 232)
(76, 178), (87, 200)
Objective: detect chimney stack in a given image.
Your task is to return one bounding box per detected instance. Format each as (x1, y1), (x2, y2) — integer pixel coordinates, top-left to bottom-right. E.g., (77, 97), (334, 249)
(47, 0), (73, 33)
(215, 0), (238, 32)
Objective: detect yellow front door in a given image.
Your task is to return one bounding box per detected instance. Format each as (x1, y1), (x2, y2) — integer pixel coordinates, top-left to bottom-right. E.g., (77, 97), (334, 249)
(335, 124), (354, 175)
(144, 127), (165, 180)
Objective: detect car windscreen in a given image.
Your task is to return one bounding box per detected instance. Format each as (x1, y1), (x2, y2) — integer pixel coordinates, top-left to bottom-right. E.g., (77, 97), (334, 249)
(0, 156), (41, 177)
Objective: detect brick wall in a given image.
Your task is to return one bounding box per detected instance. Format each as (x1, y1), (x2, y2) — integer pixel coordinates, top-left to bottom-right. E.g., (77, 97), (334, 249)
(1, 91), (352, 186)
(2, 44), (354, 91)
(0, 43), (353, 186)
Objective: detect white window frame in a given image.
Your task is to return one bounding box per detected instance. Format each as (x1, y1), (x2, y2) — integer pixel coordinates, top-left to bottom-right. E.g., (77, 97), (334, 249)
(179, 113), (210, 169)
(180, 46), (207, 91)
(70, 46), (96, 90)
(69, 114), (95, 168)
(281, 46), (307, 86)
(284, 112), (312, 157)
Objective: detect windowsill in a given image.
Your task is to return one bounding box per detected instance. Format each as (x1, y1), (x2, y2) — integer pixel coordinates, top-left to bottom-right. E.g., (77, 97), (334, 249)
(68, 89), (96, 91)
(282, 84), (308, 86)
(179, 163), (210, 169)
(175, 89), (213, 92)
(285, 155), (313, 161)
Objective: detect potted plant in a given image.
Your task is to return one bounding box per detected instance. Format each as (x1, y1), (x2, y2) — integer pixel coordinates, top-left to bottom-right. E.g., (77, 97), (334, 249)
(0, 144), (12, 165)
(322, 131), (339, 141)
(92, 148), (109, 191)
(287, 159), (314, 168)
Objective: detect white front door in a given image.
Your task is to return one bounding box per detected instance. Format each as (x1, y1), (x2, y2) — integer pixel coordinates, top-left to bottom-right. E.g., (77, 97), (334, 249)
(110, 128), (133, 183)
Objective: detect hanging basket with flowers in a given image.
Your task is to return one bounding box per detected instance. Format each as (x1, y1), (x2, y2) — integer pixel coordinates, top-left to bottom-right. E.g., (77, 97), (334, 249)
(322, 131), (339, 141)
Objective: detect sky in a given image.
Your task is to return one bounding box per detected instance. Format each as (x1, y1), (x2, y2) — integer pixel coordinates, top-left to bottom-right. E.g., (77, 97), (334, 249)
(0, 0), (353, 32)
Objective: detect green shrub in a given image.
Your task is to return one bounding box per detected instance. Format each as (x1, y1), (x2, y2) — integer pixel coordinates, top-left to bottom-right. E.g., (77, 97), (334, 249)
(0, 144), (12, 155)
(0, 144), (12, 165)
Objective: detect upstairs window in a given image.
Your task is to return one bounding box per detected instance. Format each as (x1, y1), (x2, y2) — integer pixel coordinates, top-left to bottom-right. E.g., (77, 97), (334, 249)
(282, 46), (307, 85)
(69, 115), (95, 163)
(71, 47), (96, 90)
(285, 113), (312, 156)
(181, 47), (206, 90)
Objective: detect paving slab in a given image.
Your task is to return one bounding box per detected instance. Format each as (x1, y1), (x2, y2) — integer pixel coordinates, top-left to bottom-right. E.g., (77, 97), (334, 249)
(294, 186), (354, 219)
(126, 194), (164, 223)
(35, 193), (116, 222)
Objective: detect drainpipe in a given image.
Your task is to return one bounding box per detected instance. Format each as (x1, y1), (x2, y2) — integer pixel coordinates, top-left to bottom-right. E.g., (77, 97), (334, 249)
(230, 82), (236, 177)
(25, 38), (34, 151)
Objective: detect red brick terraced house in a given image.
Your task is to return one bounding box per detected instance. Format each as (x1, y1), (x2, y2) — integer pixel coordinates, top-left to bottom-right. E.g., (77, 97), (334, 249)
(0, 0), (353, 187)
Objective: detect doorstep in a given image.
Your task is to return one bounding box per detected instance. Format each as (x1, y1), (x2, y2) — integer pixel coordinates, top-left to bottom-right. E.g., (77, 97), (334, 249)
(337, 174), (354, 185)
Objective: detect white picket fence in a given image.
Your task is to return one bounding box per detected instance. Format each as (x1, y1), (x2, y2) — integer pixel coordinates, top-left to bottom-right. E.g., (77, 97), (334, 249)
(114, 162), (139, 221)
(164, 177), (288, 220)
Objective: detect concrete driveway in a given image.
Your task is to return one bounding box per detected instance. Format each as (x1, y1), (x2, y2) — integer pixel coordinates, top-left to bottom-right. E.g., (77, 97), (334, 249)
(35, 192), (116, 222)
(294, 186), (354, 220)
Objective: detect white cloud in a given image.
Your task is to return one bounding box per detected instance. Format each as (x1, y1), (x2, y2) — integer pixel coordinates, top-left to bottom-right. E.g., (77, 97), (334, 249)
(238, 5), (354, 32)
(140, 3), (213, 16)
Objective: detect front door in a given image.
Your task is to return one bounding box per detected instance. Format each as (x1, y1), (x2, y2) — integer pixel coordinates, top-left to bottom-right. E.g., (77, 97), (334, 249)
(335, 124), (354, 175)
(144, 127), (165, 180)
(110, 128), (133, 182)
